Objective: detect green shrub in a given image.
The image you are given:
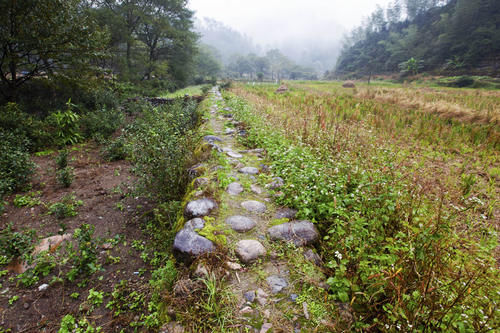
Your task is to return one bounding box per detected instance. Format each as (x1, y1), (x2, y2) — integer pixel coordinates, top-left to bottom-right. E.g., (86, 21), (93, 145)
(125, 101), (199, 200)
(56, 150), (69, 169)
(102, 136), (128, 161)
(48, 195), (82, 219)
(46, 100), (82, 147)
(56, 167), (75, 188)
(66, 224), (100, 281)
(150, 260), (177, 292)
(0, 129), (35, 197)
(80, 106), (124, 142)
(0, 223), (36, 262)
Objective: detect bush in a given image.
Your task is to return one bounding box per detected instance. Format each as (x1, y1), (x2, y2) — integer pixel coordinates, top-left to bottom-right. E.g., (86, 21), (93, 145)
(56, 150), (69, 169)
(0, 129), (35, 197)
(125, 100), (199, 200)
(102, 136), (128, 161)
(80, 106), (124, 142)
(48, 195), (83, 219)
(66, 224), (100, 281)
(0, 223), (36, 262)
(56, 167), (74, 188)
(45, 100), (82, 147)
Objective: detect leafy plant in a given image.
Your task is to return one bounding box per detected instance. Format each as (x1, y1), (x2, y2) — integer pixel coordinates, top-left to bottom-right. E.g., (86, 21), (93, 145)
(66, 224), (100, 282)
(13, 191), (42, 207)
(46, 100), (82, 147)
(149, 260), (177, 292)
(56, 167), (74, 188)
(56, 150), (69, 169)
(48, 195), (83, 219)
(0, 223), (36, 262)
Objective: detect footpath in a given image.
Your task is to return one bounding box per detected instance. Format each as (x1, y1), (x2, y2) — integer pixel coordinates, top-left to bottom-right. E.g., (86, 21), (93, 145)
(171, 87), (332, 332)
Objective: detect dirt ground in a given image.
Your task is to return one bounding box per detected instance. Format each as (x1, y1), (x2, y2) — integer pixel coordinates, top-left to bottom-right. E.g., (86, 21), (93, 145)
(0, 143), (155, 332)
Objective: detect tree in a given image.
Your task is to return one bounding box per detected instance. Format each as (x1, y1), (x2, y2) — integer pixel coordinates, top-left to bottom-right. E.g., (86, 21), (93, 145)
(193, 44), (221, 82)
(0, 0), (108, 100)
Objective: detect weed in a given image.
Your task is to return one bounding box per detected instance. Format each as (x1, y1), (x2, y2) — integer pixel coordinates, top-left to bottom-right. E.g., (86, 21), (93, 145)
(13, 191), (42, 208)
(56, 150), (69, 169)
(48, 194), (83, 219)
(66, 224), (100, 282)
(56, 167), (74, 188)
(87, 289), (104, 307)
(8, 295), (19, 306)
(149, 260), (177, 292)
(70, 292), (80, 299)
(0, 223), (35, 262)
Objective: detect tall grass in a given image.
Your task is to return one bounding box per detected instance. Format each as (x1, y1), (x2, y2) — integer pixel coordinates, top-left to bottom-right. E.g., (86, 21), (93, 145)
(227, 83), (499, 331)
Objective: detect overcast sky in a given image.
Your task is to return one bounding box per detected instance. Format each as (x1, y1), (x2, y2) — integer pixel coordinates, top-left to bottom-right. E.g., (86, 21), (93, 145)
(188, 0), (393, 46)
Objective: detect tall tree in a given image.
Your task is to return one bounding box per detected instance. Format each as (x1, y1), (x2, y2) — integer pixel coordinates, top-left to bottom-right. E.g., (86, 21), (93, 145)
(0, 0), (108, 100)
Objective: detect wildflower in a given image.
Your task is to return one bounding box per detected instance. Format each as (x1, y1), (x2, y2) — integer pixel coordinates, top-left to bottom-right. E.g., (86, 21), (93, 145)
(335, 251), (342, 260)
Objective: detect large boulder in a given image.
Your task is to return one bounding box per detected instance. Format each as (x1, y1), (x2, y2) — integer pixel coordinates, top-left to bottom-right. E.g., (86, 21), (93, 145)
(241, 200), (267, 214)
(267, 221), (319, 246)
(184, 198), (217, 219)
(173, 228), (214, 264)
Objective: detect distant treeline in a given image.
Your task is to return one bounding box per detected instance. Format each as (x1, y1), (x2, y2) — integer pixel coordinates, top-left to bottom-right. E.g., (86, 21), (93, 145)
(333, 0), (500, 78)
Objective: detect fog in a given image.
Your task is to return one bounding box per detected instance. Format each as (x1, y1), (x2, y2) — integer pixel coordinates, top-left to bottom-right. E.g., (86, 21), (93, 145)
(189, 0), (393, 72)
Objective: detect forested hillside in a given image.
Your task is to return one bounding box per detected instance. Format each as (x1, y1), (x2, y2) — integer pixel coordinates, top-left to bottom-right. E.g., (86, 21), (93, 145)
(335, 0), (500, 78)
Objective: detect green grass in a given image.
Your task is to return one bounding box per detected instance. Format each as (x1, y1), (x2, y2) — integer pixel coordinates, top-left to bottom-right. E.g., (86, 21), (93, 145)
(160, 85), (208, 98)
(226, 83), (499, 331)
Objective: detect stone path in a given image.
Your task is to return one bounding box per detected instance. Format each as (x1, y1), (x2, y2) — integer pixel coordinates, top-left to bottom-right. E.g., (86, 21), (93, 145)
(172, 87), (325, 332)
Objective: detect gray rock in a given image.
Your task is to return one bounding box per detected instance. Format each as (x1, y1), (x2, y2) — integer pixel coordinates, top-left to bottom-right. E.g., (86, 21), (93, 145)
(238, 130), (248, 137)
(225, 128), (235, 135)
(173, 229), (214, 263)
(238, 167), (259, 175)
(226, 151), (243, 159)
(203, 135), (222, 143)
(266, 275), (288, 294)
(244, 290), (255, 303)
(274, 208), (297, 219)
(184, 218), (205, 231)
(193, 177), (209, 188)
(250, 184), (263, 195)
(260, 323), (272, 333)
(290, 293), (298, 302)
(267, 221), (319, 246)
(269, 177), (284, 189)
(226, 215), (257, 233)
(224, 107), (232, 111)
(187, 163), (204, 179)
(304, 248), (322, 266)
(235, 240), (266, 263)
(256, 288), (269, 306)
(241, 200), (267, 214)
(226, 182), (244, 195)
(250, 148), (265, 153)
(223, 114), (233, 118)
(193, 263), (209, 278)
(184, 198), (217, 218)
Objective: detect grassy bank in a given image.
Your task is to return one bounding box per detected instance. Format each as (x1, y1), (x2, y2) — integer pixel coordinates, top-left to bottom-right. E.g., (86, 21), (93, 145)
(225, 83), (499, 331)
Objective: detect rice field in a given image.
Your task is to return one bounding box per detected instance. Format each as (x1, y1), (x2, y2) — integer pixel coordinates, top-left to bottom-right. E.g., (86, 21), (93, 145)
(226, 81), (499, 330)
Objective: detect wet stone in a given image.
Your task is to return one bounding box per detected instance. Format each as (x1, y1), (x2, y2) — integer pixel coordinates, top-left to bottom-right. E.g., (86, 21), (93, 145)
(226, 151), (243, 159)
(274, 208), (297, 219)
(225, 128), (235, 135)
(303, 248), (322, 266)
(266, 275), (288, 294)
(184, 218), (205, 231)
(226, 182), (244, 195)
(239, 167), (259, 175)
(184, 198), (217, 219)
(235, 240), (266, 263)
(203, 135), (222, 143)
(244, 291), (256, 303)
(250, 184), (263, 195)
(241, 200), (267, 214)
(193, 177), (209, 189)
(173, 229), (214, 263)
(226, 215), (257, 233)
(267, 220), (319, 246)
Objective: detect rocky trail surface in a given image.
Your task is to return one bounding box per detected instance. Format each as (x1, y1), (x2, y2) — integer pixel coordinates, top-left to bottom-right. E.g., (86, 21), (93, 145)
(169, 87), (334, 332)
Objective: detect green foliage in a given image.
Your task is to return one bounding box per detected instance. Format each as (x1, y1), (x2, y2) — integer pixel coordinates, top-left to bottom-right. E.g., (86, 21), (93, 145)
(0, 129), (35, 198)
(48, 195), (83, 219)
(46, 100), (82, 147)
(0, 223), (36, 262)
(13, 191), (42, 208)
(17, 252), (56, 287)
(56, 150), (69, 169)
(80, 107), (124, 142)
(103, 136), (128, 161)
(226, 92), (499, 331)
(66, 224), (100, 282)
(0, 0), (109, 100)
(399, 57), (424, 76)
(125, 101), (199, 200)
(87, 289), (104, 307)
(150, 260), (177, 292)
(58, 314), (102, 333)
(56, 167), (75, 188)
